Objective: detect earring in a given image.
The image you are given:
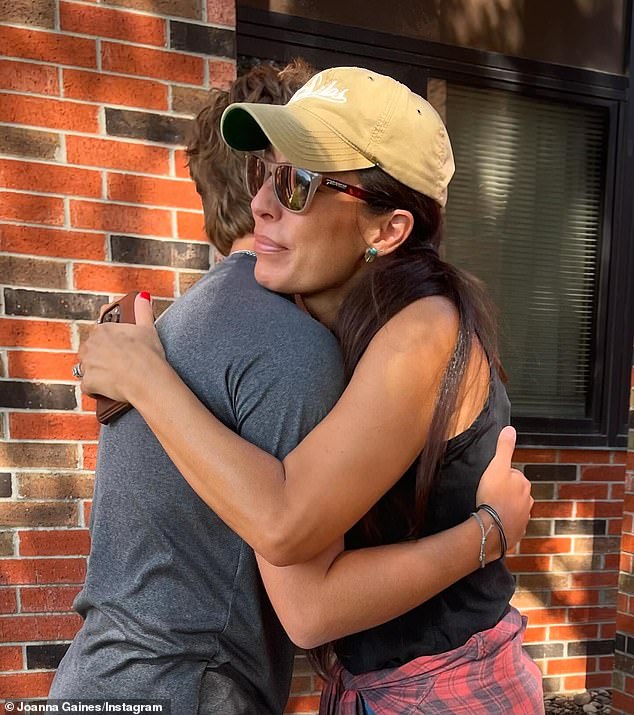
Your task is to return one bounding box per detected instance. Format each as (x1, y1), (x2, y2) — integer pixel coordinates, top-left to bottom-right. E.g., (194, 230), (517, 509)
(364, 247), (379, 263)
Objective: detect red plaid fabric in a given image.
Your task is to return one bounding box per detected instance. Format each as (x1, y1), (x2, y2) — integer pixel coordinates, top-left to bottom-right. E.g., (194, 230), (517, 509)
(319, 607), (544, 714)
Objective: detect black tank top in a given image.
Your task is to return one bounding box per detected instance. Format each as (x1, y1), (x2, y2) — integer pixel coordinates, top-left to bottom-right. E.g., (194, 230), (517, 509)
(335, 372), (515, 674)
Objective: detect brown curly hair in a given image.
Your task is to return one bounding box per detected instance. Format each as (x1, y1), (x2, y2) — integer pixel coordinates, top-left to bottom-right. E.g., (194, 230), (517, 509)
(186, 59), (315, 255)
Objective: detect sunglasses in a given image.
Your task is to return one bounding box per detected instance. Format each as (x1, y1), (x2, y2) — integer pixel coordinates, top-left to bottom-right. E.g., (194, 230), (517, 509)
(245, 153), (387, 214)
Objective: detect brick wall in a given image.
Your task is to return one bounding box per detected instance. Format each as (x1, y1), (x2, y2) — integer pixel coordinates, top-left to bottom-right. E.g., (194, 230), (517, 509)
(510, 449), (625, 695)
(612, 365), (634, 715)
(0, 1), (630, 713)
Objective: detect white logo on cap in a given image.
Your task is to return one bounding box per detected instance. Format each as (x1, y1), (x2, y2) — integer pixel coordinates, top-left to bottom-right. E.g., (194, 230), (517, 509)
(289, 75), (348, 105)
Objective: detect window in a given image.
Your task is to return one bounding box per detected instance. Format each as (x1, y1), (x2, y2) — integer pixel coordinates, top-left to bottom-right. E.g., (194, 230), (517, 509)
(432, 81), (607, 421)
(236, 4), (633, 446)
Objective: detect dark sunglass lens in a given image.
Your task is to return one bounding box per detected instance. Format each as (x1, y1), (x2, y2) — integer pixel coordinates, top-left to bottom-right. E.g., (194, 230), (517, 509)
(245, 155), (266, 198)
(275, 165), (312, 212)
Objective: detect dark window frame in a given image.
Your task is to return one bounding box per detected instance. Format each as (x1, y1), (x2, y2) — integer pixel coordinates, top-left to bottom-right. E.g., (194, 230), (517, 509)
(237, 5), (634, 448)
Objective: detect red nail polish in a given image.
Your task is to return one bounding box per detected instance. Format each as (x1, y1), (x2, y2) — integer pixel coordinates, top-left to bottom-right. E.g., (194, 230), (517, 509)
(139, 291), (151, 301)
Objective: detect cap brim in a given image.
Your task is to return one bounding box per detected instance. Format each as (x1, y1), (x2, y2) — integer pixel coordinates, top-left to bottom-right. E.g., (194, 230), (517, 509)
(221, 103), (374, 174)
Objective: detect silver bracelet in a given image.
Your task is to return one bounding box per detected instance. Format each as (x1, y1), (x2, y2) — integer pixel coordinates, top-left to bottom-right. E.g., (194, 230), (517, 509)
(471, 510), (494, 568)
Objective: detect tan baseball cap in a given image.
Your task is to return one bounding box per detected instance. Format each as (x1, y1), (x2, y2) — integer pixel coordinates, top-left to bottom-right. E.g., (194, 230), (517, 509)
(221, 66), (455, 206)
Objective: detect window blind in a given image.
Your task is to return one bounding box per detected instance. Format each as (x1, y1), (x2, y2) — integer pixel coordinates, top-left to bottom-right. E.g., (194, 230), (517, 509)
(440, 83), (606, 418)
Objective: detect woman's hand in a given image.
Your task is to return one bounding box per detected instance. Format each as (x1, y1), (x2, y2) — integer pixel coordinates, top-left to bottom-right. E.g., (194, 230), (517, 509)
(475, 426), (533, 553)
(79, 293), (165, 403)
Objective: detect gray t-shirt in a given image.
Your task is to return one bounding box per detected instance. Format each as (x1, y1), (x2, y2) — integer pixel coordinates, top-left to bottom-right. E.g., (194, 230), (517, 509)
(50, 253), (345, 714)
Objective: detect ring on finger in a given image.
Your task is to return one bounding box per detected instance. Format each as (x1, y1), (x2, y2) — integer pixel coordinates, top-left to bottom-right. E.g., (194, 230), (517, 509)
(72, 362), (84, 379)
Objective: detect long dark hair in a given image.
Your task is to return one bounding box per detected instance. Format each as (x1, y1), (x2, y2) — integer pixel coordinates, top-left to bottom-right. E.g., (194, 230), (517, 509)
(308, 167), (501, 677)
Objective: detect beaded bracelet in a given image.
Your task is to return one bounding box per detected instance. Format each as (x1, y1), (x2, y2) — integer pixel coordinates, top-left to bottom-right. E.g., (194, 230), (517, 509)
(470, 510), (494, 568)
(476, 503), (508, 559)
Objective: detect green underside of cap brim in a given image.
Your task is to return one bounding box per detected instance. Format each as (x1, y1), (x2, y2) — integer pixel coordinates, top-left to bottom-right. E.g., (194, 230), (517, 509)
(222, 106), (270, 151)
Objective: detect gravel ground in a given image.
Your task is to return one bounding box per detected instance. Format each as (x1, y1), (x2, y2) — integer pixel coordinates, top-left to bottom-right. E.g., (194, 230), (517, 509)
(544, 689), (612, 714)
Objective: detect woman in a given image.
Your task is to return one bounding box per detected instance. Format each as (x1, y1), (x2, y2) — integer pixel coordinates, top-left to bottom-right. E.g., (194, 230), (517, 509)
(79, 67), (542, 713)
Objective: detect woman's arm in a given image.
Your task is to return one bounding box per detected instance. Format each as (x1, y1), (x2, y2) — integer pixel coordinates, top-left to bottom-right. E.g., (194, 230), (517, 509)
(257, 428), (531, 647)
(80, 294), (504, 565)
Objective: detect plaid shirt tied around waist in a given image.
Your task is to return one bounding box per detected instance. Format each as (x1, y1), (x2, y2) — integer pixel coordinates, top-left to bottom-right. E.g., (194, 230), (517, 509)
(319, 607), (544, 715)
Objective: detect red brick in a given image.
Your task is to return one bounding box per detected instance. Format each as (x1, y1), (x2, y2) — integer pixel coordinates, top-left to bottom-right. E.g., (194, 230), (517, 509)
(622, 534), (634, 553)
(82, 444), (98, 471)
(0, 671), (54, 698)
(60, 1), (165, 46)
(20, 585), (82, 613)
(176, 210), (206, 241)
(19, 530), (91, 557)
(0, 159), (101, 199)
(624, 673), (634, 694)
(8, 351), (77, 380)
(290, 675), (313, 693)
(612, 450), (627, 465)
(0, 26), (96, 68)
(67, 136), (170, 174)
(551, 589), (599, 606)
(609, 517), (624, 535)
(581, 465), (626, 481)
(83, 499), (93, 523)
(174, 149), (190, 178)
(74, 263), (174, 297)
(570, 572), (618, 588)
(0, 94), (99, 133)
(523, 626), (548, 643)
(10, 413), (100, 441)
(598, 655), (614, 672)
(0, 645), (22, 671)
(106, 0), (202, 17)
(209, 58), (236, 89)
(558, 449), (612, 464)
(108, 173), (202, 209)
(0, 558), (86, 586)
(546, 657), (589, 675)
(70, 200), (172, 237)
(285, 695), (322, 714)
(0, 192), (64, 225)
(102, 42), (204, 84)
(0, 589), (17, 614)
(513, 449), (557, 463)
(81, 393), (97, 413)
(0, 225), (106, 261)
(520, 537), (572, 555)
(576, 501), (624, 518)
(0, 59), (59, 95)
(613, 691), (634, 713)
(558, 483), (609, 500)
(63, 69), (168, 111)
(518, 607), (568, 625)
(531, 501), (575, 518)
(549, 624), (598, 640)
(586, 672), (612, 688)
(565, 675), (592, 692)
(0, 318), (71, 349)
(567, 606), (617, 623)
(612, 483), (625, 500)
(618, 592), (630, 613)
(505, 555), (552, 572)
(207, 0), (235, 26)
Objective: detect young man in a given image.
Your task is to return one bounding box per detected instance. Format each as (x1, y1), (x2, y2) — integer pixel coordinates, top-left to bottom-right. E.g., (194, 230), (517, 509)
(52, 62), (530, 714)
(50, 61), (325, 715)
